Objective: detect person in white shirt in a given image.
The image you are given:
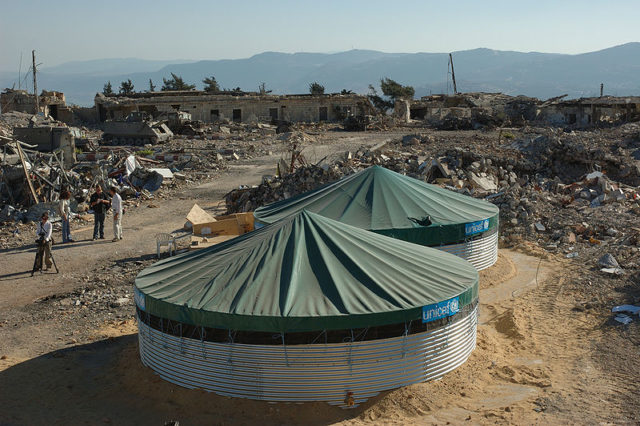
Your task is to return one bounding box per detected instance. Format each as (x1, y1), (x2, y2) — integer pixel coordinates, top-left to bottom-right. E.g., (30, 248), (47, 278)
(109, 187), (123, 242)
(35, 211), (53, 270)
(58, 190), (74, 243)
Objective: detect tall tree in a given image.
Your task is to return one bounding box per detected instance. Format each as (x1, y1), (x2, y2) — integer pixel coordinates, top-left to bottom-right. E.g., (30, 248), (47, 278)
(367, 84), (393, 112)
(379, 77), (414, 101)
(103, 81), (114, 96)
(309, 82), (325, 95)
(161, 73), (196, 91)
(149, 79), (156, 92)
(119, 79), (135, 95)
(202, 76), (220, 92)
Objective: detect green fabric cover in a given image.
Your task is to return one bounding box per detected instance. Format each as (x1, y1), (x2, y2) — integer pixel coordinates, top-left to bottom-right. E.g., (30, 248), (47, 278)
(135, 211), (479, 333)
(254, 166), (499, 246)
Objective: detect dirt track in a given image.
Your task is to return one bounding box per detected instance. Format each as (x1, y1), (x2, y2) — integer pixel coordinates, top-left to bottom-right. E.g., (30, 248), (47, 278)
(0, 131), (638, 425)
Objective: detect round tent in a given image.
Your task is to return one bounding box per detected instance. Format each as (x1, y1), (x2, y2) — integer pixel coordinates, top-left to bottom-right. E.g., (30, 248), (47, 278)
(135, 210), (479, 407)
(254, 165), (500, 270)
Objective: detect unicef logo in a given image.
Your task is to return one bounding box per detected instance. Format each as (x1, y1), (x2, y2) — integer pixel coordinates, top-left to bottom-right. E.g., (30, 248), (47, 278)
(449, 298), (459, 313)
(483, 219), (489, 229)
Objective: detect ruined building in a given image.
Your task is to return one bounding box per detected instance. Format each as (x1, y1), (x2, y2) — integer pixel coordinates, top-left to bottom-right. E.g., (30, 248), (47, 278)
(0, 89), (74, 123)
(399, 92), (640, 128)
(537, 96), (640, 127)
(94, 91), (374, 124)
(397, 92), (539, 129)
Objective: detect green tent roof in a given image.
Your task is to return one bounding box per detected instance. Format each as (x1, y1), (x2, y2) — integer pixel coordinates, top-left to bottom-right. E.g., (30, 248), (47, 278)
(135, 211), (478, 333)
(254, 166), (499, 246)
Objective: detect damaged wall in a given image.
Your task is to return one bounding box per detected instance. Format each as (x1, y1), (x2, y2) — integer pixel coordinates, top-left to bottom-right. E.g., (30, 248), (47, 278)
(95, 92), (375, 124)
(401, 92), (539, 128)
(1, 89), (74, 124)
(538, 96), (640, 127)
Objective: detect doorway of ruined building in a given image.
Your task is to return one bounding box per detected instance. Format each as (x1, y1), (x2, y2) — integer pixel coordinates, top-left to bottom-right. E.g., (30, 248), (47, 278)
(233, 109), (242, 122)
(49, 105), (59, 120)
(210, 109), (220, 122)
(410, 107), (428, 120)
(269, 108), (278, 120)
(319, 106), (328, 121)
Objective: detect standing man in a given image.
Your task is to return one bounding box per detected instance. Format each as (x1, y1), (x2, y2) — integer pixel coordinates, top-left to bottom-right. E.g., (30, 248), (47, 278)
(109, 186), (123, 242)
(35, 211), (53, 270)
(58, 190), (74, 243)
(90, 185), (110, 240)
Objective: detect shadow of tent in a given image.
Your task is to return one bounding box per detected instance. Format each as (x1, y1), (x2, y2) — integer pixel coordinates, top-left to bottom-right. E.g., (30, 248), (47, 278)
(0, 334), (365, 425)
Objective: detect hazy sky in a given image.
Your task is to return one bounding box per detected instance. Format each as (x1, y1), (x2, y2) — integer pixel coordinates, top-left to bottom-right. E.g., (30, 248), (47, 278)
(1, 0), (639, 70)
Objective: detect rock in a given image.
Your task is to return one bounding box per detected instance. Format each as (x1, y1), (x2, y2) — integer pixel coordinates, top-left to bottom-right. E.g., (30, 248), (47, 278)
(598, 253), (619, 268)
(111, 297), (130, 308)
(534, 222), (546, 232)
(468, 172), (497, 192)
(402, 134), (421, 146)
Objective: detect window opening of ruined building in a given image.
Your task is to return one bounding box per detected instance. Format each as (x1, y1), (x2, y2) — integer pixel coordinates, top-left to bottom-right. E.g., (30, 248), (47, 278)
(319, 106), (328, 121)
(233, 109), (242, 122)
(269, 108), (278, 120)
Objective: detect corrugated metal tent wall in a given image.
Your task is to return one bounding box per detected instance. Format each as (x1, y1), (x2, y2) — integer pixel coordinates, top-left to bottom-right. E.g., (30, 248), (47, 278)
(137, 306), (478, 408)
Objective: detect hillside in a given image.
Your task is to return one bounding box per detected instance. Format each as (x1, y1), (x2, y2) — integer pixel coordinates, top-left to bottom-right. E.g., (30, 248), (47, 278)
(1, 43), (639, 106)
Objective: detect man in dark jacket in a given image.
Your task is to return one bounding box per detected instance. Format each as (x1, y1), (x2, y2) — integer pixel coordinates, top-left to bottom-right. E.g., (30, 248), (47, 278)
(90, 185), (110, 240)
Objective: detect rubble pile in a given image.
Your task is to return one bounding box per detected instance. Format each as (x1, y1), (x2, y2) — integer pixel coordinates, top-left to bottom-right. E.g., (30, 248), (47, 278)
(226, 165), (344, 212)
(226, 126), (640, 269)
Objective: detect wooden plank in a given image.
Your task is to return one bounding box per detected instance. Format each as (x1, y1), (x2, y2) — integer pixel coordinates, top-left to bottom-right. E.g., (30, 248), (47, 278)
(193, 218), (242, 237)
(15, 142), (39, 204)
(190, 234), (237, 250)
(186, 203), (216, 225)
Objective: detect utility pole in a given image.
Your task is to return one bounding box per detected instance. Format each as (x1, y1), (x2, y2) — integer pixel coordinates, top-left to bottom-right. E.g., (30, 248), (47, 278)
(18, 52), (23, 89)
(32, 50), (39, 114)
(600, 83), (604, 97)
(449, 53), (458, 94)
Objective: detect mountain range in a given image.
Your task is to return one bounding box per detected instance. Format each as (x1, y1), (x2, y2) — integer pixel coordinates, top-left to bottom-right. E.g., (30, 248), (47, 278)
(1, 43), (639, 106)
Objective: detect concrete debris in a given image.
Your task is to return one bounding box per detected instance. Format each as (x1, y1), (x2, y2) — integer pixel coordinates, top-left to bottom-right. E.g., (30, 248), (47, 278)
(534, 222), (546, 232)
(598, 253), (619, 269)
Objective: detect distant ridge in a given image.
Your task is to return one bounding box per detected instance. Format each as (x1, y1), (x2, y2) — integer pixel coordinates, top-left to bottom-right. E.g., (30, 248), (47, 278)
(1, 43), (638, 106)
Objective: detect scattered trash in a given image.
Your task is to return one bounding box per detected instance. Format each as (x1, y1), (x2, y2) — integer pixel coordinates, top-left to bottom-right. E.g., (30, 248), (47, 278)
(614, 314), (633, 325)
(612, 305), (640, 316)
(601, 267), (624, 275)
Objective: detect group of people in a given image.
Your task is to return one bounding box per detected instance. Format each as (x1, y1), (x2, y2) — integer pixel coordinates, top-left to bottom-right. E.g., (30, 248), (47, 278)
(34, 185), (124, 271)
(89, 185), (123, 242)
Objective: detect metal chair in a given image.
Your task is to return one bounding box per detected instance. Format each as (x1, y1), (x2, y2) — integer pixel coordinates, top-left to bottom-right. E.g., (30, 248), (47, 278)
(156, 233), (175, 258)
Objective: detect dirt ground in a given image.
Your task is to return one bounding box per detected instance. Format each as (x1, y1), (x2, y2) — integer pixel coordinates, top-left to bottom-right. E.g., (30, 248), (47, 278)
(0, 130), (638, 425)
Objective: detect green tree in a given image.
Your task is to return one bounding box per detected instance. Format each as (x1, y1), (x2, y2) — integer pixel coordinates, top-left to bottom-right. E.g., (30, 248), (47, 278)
(119, 79), (135, 95)
(340, 89), (354, 95)
(103, 81), (114, 96)
(367, 84), (393, 112)
(202, 76), (220, 93)
(161, 73), (196, 91)
(149, 79), (156, 92)
(379, 77), (414, 101)
(309, 82), (325, 95)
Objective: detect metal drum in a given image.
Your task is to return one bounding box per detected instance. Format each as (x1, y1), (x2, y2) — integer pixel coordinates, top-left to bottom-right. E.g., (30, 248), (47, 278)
(137, 306), (478, 408)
